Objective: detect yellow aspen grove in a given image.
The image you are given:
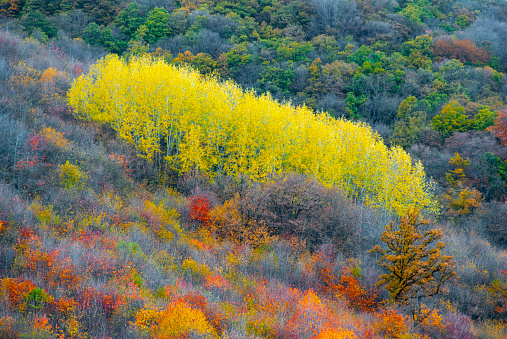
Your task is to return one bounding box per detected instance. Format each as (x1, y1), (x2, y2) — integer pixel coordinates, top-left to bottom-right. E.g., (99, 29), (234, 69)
(67, 54), (438, 216)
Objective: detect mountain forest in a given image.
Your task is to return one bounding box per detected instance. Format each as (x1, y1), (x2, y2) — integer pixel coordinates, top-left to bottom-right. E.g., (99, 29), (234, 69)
(0, 0), (507, 337)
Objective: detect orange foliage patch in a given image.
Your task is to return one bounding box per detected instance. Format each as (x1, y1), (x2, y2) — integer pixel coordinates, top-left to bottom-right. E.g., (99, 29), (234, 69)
(51, 296), (78, 316)
(0, 278), (36, 310)
(417, 307), (445, 336)
(204, 273), (232, 291)
(24, 248), (81, 290)
(488, 108), (507, 146)
(39, 127), (71, 149)
(34, 314), (52, 331)
(108, 153), (131, 179)
(76, 288), (118, 318)
(108, 266), (147, 302)
(135, 300), (219, 338)
(0, 220), (6, 237)
(312, 325), (358, 339)
(433, 38), (491, 64)
(317, 255), (378, 312)
(247, 282), (301, 318)
(373, 309), (408, 338)
(176, 291), (226, 335)
(284, 289), (330, 338)
(40, 67), (59, 84)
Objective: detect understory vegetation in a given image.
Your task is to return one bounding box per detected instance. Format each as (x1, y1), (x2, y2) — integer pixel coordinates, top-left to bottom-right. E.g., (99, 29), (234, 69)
(0, 0), (507, 337)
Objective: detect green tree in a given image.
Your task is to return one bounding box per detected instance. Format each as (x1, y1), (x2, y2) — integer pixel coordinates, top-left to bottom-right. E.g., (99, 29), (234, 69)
(401, 35), (433, 69)
(168, 10), (188, 36)
(477, 152), (507, 200)
(399, 96), (419, 121)
(259, 64), (295, 97)
(431, 100), (471, 138)
(23, 0), (61, 16)
(192, 53), (216, 75)
(23, 287), (52, 312)
(21, 10), (57, 39)
(390, 96), (427, 148)
(82, 22), (102, 46)
(220, 43), (252, 77)
(184, 14), (208, 41)
(312, 34), (338, 61)
(127, 24), (149, 55)
(455, 15), (470, 29)
(101, 26), (126, 54)
(214, 0), (257, 17)
(347, 45), (372, 66)
(370, 209), (455, 308)
(115, 1), (145, 38)
(145, 7), (170, 44)
(398, 0), (434, 23)
(472, 108), (497, 131)
(345, 92), (366, 120)
(276, 40), (313, 62)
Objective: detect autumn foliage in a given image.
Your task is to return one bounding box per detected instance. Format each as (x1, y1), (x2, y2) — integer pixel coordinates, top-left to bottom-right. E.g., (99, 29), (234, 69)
(370, 209), (455, 305)
(68, 54), (437, 216)
(1, 2), (506, 336)
(489, 107), (507, 146)
(317, 255), (378, 312)
(134, 300), (219, 338)
(373, 309), (408, 338)
(189, 194), (211, 227)
(433, 38), (492, 65)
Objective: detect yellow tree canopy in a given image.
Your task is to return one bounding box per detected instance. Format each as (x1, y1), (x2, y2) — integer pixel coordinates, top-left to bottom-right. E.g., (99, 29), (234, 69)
(67, 54), (438, 216)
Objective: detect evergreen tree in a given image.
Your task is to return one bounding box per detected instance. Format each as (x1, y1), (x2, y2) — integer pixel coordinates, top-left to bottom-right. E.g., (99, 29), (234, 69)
(82, 22), (102, 46)
(115, 1), (145, 38)
(21, 9), (57, 38)
(145, 7), (170, 44)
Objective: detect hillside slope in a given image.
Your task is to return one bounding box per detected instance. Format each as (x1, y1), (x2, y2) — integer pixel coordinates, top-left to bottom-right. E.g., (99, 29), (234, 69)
(0, 0), (507, 337)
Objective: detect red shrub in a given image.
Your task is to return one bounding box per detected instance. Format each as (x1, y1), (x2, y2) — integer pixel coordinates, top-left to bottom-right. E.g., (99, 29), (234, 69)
(189, 194), (211, 226)
(15, 134), (50, 170)
(77, 288), (118, 318)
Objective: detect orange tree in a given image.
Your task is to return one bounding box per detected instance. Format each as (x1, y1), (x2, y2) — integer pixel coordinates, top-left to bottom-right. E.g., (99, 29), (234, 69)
(370, 209), (455, 320)
(489, 107), (507, 145)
